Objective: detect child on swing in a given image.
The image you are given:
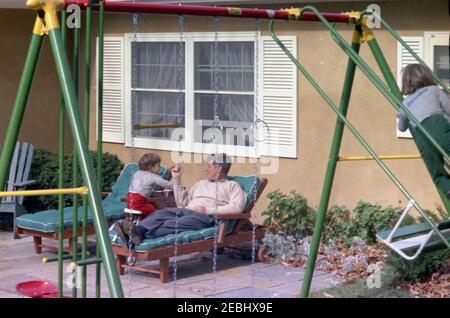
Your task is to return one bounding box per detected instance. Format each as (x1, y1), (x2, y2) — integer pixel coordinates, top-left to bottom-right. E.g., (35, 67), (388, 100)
(127, 153), (173, 218)
(397, 64), (450, 199)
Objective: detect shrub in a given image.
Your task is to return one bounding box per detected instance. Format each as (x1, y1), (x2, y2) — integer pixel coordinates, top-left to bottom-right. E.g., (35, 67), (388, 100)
(261, 190), (316, 237)
(323, 205), (351, 245)
(386, 249), (450, 283)
(419, 207), (448, 223)
(23, 149), (124, 212)
(347, 201), (415, 245)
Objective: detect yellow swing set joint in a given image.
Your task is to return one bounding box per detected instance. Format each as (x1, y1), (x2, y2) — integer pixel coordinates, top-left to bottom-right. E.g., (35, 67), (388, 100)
(33, 16), (48, 36)
(359, 16), (376, 43)
(282, 7), (302, 20)
(344, 12), (375, 44)
(345, 11), (362, 24)
(27, 0), (64, 32)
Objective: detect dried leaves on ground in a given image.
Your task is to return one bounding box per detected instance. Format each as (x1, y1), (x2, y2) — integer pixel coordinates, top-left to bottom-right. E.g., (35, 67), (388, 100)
(266, 237), (449, 298)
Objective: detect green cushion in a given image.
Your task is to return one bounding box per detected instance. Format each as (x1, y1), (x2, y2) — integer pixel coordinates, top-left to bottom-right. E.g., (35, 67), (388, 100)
(227, 175), (260, 210)
(225, 175), (260, 231)
(109, 224), (225, 252)
(16, 164), (171, 233)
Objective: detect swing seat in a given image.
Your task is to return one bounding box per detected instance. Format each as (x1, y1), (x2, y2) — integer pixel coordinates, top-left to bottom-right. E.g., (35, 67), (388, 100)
(376, 219), (450, 260)
(111, 176), (268, 283)
(15, 164), (170, 254)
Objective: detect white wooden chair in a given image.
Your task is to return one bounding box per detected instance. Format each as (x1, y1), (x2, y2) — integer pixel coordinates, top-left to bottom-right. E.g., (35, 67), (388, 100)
(0, 142), (35, 238)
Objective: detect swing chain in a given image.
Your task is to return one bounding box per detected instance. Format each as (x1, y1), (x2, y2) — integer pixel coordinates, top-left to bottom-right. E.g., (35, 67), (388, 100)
(212, 16), (223, 135)
(250, 18), (260, 288)
(126, 6), (140, 298)
(132, 13), (139, 42)
(249, 18), (270, 143)
(172, 14), (185, 299)
(176, 15), (185, 126)
(211, 15), (221, 294)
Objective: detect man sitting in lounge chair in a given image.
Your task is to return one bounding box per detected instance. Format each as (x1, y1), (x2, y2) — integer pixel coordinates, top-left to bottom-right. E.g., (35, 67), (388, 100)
(114, 153), (246, 246)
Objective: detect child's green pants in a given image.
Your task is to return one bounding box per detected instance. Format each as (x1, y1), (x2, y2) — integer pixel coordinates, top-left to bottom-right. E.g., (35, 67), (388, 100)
(412, 114), (450, 197)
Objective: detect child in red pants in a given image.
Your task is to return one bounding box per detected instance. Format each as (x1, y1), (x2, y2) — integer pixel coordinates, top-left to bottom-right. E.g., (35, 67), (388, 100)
(127, 153), (173, 218)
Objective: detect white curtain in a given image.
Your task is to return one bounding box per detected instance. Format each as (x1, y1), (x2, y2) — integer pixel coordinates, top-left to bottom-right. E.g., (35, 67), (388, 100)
(132, 42), (185, 139)
(193, 41), (255, 146)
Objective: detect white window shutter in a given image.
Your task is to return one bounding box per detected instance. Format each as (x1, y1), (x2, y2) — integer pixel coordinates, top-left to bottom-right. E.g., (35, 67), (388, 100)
(396, 36), (423, 138)
(259, 36), (297, 158)
(397, 37), (424, 87)
(97, 37), (125, 143)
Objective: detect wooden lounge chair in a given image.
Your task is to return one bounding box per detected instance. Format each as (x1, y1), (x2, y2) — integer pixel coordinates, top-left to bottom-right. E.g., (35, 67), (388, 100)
(16, 164), (170, 254)
(111, 176), (268, 283)
(0, 142), (35, 238)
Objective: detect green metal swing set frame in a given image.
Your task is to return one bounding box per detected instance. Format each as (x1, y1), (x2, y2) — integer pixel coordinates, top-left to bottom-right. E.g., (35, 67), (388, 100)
(267, 7), (450, 297)
(0, 0), (448, 299)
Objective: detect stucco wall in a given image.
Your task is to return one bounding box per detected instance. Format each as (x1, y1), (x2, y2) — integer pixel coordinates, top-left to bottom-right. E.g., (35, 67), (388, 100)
(0, 9), (73, 153)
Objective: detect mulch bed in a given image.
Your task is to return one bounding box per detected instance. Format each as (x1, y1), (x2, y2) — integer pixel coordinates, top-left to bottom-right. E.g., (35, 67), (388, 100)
(399, 272), (450, 298)
(272, 240), (450, 298)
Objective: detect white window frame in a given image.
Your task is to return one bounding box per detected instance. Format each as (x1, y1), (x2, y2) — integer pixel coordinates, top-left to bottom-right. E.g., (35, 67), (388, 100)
(124, 32), (261, 158)
(424, 31), (449, 87)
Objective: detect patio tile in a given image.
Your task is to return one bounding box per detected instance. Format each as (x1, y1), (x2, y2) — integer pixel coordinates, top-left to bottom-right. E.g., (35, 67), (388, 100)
(268, 273), (340, 297)
(208, 286), (294, 298)
(0, 273), (42, 296)
(134, 286), (201, 298)
(239, 264), (306, 283)
(0, 290), (23, 298)
(0, 231), (337, 298)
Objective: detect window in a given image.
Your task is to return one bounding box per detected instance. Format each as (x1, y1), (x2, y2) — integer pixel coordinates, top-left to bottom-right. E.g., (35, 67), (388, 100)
(102, 32), (297, 158)
(425, 32), (449, 87)
(125, 33), (259, 155)
(132, 42), (185, 140)
(194, 42), (255, 147)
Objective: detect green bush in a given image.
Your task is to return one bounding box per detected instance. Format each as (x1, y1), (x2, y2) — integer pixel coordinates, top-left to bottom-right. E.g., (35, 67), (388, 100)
(419, 207), (448, 223)
(322, 202), (416, 246)
(386, 249), (450, 283)
(23, 149), (124, 212)
(262, 190), (316, 237)
(323, 205), (351, 244)
(347, 201), (415, 245)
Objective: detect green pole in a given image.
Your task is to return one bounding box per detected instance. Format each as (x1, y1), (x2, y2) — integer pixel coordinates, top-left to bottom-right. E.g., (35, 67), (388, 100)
(47, 26), (124, 298)
(367, 37), (450, 214)
(44, 253), (84, 264)
(96, 0), (105, 298)
(300, 30), (361, 298)
(71, 16), (81, 299)
(77, 258), (103, 266)
(85, 1), (92, 140)
(97, 0), (104, 197)
(58, 10), (67, 298)
(81, 0), (92, 298)
(366, 39), (402, 98)
(0, 24), (43, 190)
